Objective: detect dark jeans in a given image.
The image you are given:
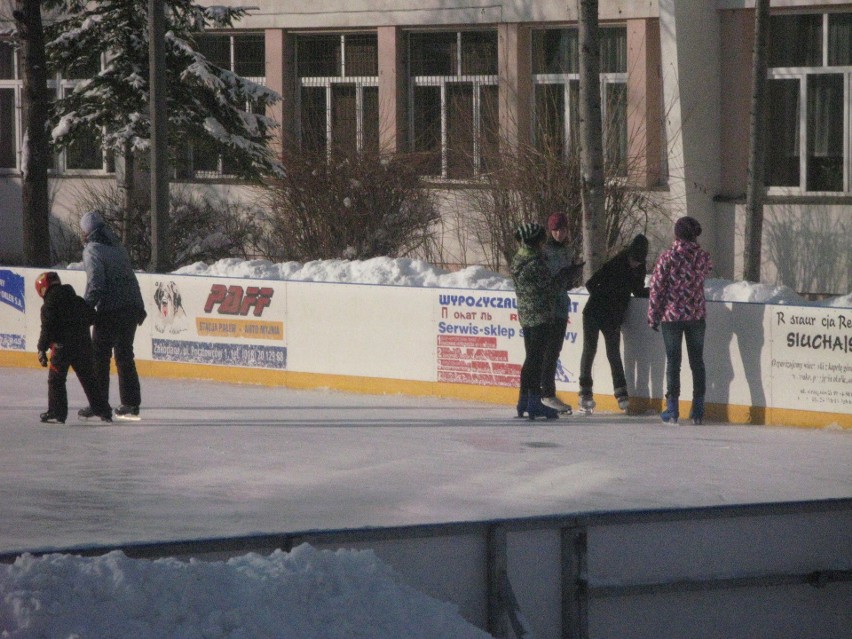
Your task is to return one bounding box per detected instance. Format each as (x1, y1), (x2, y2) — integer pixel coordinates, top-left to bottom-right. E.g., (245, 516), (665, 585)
(579, 313), (626, 397)
(47, 341), (111, 420)
(661, 319), (706, 399)
(540, 317), (568, 397)
(93, 309), (141, 408)
(520, 323), (549, 396)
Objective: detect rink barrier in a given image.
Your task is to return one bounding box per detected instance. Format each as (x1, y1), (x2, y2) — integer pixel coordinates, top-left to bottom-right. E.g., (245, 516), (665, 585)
(0, 267), (849, 429)
(2, 498), (850, 639)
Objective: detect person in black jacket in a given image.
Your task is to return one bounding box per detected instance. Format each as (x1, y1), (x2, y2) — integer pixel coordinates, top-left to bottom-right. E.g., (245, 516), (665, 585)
(35, 272), (112, 423)
(578, 234), (650, 413)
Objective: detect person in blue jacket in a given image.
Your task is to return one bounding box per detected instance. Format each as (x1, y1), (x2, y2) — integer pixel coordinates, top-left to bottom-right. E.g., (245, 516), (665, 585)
(78, 211), (147, 420)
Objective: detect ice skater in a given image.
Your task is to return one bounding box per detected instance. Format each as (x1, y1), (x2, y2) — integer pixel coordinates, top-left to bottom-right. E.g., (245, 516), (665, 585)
(578, 234), (650, 413)
(647, 217), (713, 424)
(512, 222), (560, 420)
(78, 211), (147, 420)
(35, 271), (112, 423)
(540, 212), (584, 414)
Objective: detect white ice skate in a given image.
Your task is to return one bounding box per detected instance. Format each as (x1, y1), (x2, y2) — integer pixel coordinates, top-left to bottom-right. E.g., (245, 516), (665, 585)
(579, 397), (596, 415)
(617, 396), (630, 412)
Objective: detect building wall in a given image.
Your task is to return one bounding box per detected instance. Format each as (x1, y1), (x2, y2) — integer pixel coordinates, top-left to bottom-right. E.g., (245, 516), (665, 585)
(1, 0), (851, 295)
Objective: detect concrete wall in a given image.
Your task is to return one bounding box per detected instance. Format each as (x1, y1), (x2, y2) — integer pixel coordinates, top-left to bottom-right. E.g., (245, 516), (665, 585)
(1, 267), (849, 428)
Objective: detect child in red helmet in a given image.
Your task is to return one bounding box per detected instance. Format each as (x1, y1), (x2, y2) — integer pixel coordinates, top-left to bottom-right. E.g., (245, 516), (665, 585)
(35, 271), (112, 423)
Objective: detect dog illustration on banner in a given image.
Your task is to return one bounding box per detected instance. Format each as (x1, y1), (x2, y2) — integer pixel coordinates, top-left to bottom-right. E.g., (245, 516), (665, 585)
(153, 281), (188, 334)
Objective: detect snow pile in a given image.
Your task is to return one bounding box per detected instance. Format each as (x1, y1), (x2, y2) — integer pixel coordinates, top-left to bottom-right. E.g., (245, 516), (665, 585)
(171, 257), (850, 307)
(173, 256), (515, 290)
(0, 544), (492, 639)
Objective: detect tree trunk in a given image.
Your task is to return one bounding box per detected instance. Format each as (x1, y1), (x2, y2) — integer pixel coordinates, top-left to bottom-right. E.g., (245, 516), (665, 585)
(743, 0), (770, 282)
(148, 0), (170, 271)
(14, 0), (51, 267)
(576, 0), (606, 279)
(120, 141), (135, 244)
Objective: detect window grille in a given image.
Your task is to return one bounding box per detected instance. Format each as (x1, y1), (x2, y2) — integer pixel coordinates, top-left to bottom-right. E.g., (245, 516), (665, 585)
(408, 31), (499, 179)
(295, 34), (379, 158)
(766, 12), (851, 194)
(532, 27), (628, 177)
(192, 32), (267, 178)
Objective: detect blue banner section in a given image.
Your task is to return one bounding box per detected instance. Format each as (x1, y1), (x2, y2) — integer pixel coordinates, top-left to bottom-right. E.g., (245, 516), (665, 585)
(0, 270), (25, 313)
(152, 338), (287, 369)
(0, 334), (25, 350)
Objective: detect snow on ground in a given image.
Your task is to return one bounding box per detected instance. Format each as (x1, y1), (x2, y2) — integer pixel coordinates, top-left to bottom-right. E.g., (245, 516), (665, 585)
(1, 544), (490, 639)
(171, 257), (851, 307)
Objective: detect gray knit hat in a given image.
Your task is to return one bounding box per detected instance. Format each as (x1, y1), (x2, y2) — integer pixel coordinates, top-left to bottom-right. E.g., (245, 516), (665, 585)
(80, 211), (105, 235)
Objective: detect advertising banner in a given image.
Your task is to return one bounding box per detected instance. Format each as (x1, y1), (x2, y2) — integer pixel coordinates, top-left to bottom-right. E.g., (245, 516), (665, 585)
(435, 291), (583, 389)
(0, 269), (26, 351)
(769, 306), (852, 413)
(148, 277), (287, 370)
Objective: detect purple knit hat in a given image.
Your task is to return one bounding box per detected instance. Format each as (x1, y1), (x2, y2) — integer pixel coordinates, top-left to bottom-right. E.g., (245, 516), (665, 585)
(674, 216), (701, 242)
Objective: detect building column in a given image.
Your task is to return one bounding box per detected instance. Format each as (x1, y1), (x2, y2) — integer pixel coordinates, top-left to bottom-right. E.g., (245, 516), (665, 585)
(378, 26), (406, 155)
(627, 18), (662, 189)
(498, 23), (531, 155)
(264, 28), (297, 153)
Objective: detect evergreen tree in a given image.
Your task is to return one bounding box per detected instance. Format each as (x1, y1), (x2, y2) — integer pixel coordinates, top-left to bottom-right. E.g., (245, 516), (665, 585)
(45, 0), (283, 182)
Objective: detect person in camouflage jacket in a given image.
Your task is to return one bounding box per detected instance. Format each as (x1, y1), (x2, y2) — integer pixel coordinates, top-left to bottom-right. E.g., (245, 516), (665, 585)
(511, 222), (559, 419)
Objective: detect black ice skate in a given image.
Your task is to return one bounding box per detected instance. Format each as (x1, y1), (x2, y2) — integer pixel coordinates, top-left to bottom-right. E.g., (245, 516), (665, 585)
(78, 406), (113, 423)
(114, 405), (141, 420)
(40, 411), (65, 424)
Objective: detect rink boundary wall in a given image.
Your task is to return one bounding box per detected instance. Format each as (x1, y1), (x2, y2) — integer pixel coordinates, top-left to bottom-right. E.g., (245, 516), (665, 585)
(0, 267), (849, 429)
(2, 498), (850, 639)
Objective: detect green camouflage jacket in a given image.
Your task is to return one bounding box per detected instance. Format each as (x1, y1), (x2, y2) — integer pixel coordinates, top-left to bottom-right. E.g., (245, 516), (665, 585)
(511, 245), (556, 328)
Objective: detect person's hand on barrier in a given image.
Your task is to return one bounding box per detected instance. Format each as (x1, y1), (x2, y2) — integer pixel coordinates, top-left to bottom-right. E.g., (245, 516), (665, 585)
(38, 350), (48, 367)
(651, 323), (659, 332)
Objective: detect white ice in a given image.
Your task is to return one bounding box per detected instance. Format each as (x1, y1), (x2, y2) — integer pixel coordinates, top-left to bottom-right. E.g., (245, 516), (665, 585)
(1, 367), (850, 638)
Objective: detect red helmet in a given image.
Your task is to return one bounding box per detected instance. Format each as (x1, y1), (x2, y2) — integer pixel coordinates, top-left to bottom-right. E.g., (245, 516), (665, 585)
(35, 271), (61, 298)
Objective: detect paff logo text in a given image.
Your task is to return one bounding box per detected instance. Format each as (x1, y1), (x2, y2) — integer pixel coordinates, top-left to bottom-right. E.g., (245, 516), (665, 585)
(204, 285), (273, 317)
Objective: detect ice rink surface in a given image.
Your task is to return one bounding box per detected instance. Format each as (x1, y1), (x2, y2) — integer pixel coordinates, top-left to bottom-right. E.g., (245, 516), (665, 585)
(1, 366), (850, 555)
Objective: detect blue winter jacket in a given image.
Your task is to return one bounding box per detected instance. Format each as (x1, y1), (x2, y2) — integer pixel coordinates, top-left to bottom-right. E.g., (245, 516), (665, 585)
(83, 225), (145, 316)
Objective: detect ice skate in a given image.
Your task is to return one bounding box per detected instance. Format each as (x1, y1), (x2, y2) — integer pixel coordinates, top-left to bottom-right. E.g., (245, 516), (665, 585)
(614, 387), (629, 412)
(114, 405), (141, 421)
(526, 395), (560, 420)
(78, 406), (113, 423)
(689, 397), (705, 425)
(40, 411), (65, 424)
(579, 396), (596, 415)
(660, 396), (679, 424)
(541, 396), (573, 415)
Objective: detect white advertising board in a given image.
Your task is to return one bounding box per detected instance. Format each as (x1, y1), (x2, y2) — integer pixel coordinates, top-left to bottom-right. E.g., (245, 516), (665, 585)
(769, 306), (852, 413)
(143, 275), (287, 370)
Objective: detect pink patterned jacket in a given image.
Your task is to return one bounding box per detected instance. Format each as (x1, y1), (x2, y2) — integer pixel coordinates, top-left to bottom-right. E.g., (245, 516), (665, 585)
(647, 240), (713, 326)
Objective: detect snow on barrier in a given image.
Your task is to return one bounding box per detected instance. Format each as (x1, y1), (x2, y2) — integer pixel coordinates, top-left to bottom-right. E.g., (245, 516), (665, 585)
(0, 266), (849, 429)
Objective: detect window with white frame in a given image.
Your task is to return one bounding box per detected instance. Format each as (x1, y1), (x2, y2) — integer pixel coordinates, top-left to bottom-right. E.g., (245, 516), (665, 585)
(0, 41), (18, 170)
(408, 31), (499, 179)
(190, 33), (266, 177)
(0, 40), (109, 173)
(296, 34), (379, 158)
(532, 27), (628, 177)
(766, 12), (852, 193)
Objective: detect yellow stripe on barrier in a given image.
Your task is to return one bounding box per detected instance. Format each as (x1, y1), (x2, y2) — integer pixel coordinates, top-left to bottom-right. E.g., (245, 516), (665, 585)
(1, 352), (849, 429)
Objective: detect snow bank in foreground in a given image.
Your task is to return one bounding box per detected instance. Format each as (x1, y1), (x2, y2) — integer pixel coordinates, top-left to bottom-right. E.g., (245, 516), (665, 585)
(0, 544), (492, 639)
(173, 258), (850, 307)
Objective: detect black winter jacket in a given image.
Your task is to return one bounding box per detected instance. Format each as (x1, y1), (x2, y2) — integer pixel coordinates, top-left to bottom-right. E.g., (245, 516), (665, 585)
(37, 284), (96, 352)
(583, 250), (649, 326)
